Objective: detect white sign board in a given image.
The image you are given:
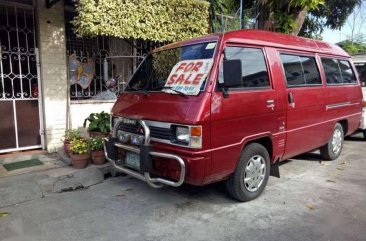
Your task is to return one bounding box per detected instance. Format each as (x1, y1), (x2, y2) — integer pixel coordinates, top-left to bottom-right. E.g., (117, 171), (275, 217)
(164, 59), (214, 95)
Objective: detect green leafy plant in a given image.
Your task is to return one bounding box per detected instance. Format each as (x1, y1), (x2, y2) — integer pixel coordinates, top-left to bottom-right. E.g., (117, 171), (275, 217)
(83, 111), (111, 133)
(63, 129), (81, 143)
(88, 137), (103, 151)
(72, 0), (209, 42)
(70, 139), (89, 155)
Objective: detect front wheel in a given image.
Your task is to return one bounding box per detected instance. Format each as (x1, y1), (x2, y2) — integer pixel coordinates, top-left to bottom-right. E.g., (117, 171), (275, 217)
(226, 143), (270, 202)
(363, 130), (366, 140)
(320, 123), (344, 160)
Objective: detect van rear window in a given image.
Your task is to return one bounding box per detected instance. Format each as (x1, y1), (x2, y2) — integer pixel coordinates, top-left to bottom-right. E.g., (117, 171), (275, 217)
(321, 58), (357, 85)
(339, 60), (357, 84)
(280, 54), (321, 86)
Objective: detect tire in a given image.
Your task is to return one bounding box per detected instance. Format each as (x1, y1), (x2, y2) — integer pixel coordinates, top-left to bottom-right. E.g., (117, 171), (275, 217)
(320, 123), (344, 160)
(226, 143), (270, 202)
(363, 130), (366, 140)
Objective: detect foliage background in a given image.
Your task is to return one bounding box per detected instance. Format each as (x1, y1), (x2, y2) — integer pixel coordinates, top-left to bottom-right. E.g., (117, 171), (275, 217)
(72, 0), (210, 42)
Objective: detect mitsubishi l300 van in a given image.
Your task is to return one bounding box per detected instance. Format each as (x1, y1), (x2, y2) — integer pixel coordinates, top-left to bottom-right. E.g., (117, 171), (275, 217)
(104, 30), (362, 202)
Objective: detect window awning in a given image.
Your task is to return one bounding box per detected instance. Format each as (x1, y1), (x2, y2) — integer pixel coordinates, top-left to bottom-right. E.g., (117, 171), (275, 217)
(71, 0), (210, 42)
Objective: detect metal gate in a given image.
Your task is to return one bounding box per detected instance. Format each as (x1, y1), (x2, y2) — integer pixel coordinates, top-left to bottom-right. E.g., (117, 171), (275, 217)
(0, 2), (43, 153)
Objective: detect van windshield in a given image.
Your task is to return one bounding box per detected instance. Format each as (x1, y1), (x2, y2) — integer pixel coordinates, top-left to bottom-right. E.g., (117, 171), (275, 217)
(125, 42), (217, 95)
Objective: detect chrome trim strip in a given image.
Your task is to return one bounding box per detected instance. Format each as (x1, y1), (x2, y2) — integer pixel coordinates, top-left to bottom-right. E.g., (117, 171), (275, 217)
(326, 101), (355, 110)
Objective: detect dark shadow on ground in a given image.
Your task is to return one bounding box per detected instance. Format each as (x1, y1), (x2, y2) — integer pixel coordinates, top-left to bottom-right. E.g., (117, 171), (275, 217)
(289, 152), (323, 162)
(345, 133), (365, 142)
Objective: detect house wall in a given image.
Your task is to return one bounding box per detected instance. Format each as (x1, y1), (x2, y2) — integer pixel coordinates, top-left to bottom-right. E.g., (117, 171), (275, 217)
(36, 0), (68, 152)
(69, 100), (114, 130)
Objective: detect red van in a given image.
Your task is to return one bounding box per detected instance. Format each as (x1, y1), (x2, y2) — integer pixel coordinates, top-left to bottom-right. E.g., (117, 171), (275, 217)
(104, 30), (362, 201)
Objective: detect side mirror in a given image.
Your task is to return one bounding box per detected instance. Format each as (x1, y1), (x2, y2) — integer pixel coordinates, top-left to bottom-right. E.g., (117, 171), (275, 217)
(223, 59), (242, 88)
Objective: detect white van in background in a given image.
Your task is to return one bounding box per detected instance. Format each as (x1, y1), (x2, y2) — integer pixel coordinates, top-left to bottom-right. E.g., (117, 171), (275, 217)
(354, 56), (366, 139)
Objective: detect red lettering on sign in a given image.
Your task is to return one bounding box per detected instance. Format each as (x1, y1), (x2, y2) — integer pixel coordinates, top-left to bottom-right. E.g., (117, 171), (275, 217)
(177, 63), (187, 71)
(184, 63), (195, 72)
(184, 74), (192, 85)
(166, 74), (177, 85)
(175, 74), (186, 84)
(193, 62), (203, 72)
(192, 73), (204, 85)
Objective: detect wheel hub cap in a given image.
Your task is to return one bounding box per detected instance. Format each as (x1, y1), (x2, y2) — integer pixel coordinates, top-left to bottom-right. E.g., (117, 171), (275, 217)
(244, 155), (266, 192)
(332, 129), (342, 154)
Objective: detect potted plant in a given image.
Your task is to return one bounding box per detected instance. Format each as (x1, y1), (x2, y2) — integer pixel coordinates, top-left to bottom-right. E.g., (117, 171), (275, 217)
(88, 137), (106, 165)
(83, 111), (111, 138)
(62, 129), (81, 157)
(70, 139), (90, 169)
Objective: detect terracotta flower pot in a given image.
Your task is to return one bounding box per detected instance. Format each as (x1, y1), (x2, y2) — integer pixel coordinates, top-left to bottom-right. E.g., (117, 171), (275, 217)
(89, 131), (109, 138)
(64, 141), (72, 157)
(70, 153), (90, 169)
(91, 150), (106, 165)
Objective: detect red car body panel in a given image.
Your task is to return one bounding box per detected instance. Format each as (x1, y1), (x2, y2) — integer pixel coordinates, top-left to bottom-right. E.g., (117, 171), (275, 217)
(111, 30), (362, 186)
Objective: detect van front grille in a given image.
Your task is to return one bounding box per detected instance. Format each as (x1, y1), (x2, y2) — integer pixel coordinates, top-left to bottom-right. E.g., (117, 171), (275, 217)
(118, 123), (172, 141)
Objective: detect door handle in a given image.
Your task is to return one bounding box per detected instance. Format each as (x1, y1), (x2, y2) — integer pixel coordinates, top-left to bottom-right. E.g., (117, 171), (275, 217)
(288, 93), (295, 108)
(266, 99), (275, 110)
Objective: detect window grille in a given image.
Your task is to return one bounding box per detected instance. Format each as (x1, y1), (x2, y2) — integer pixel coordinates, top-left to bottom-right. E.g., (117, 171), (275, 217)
(65, 11), (164, 101)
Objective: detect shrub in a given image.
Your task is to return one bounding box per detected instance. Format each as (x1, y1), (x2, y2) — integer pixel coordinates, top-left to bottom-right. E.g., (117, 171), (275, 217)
(70, 139), (89, 155)
(72, 0), (210, 42)
(63, 129), (81, 142)
(83, 111), (111, 133)
(88, 137), (104, 151)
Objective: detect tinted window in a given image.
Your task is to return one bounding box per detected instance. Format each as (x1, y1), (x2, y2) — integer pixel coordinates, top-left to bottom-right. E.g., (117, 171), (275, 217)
(220, 47), (270, 88)
(321, 58), (343, 84)
(301, 57), (322, 84)
(280, 54), (321, 86)
(280, 55), (305, 86)
(339, 60), (357, 83)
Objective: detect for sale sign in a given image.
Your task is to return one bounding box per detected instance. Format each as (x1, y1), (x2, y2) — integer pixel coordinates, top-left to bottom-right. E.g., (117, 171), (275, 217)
(164, 59), (214, 95)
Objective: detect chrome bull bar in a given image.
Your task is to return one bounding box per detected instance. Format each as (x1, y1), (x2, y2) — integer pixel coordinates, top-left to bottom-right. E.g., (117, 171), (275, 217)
(103, 119), (186, 188)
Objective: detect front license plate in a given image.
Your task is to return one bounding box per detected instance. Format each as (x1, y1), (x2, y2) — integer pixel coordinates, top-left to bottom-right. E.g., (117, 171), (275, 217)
(125, 151), (140, 170)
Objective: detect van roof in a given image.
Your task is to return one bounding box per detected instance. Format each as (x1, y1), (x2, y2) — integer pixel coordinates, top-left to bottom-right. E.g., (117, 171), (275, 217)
(156, 30), (349, 58)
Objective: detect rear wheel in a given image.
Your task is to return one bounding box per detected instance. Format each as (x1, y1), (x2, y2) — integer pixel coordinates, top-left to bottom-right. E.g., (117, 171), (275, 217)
(226, 143), (270, 202)
(320, 123), (344, 160)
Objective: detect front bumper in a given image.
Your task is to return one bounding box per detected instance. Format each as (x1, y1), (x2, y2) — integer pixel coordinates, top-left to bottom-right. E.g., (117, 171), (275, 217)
(103, 119), (186, 188)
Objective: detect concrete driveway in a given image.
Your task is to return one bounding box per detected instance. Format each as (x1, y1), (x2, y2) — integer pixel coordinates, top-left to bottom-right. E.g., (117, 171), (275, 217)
(1, 134), (366, 241)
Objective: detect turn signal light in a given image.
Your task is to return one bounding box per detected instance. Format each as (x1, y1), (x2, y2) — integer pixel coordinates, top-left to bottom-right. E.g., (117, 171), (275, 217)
(190, 126), (202, 137)
(362, 101), (366, 107)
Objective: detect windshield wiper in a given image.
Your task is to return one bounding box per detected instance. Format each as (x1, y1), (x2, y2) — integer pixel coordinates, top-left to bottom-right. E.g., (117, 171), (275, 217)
(125, 86), (149, 96)
(152, 86), (187, 97)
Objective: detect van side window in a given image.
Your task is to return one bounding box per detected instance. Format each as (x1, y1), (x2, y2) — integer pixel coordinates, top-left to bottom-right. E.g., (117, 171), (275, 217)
(280, 54), (321, 86)
(322, 58), (357, 84)
(220, 47), (270, 88)
(338, 60), (357, 84)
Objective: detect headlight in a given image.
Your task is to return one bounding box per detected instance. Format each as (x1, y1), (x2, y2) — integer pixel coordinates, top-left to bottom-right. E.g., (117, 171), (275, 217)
(176, 126), (190, 143)
(174, 125), (202, 148)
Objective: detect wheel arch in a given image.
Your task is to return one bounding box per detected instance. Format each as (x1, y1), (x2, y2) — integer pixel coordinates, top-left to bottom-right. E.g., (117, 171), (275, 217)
(338, 119), (348, 135)
(243, 136), (273, 162)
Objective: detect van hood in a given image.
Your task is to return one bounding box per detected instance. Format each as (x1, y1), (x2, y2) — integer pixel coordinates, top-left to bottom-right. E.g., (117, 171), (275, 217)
(111, 92), (211, 124)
